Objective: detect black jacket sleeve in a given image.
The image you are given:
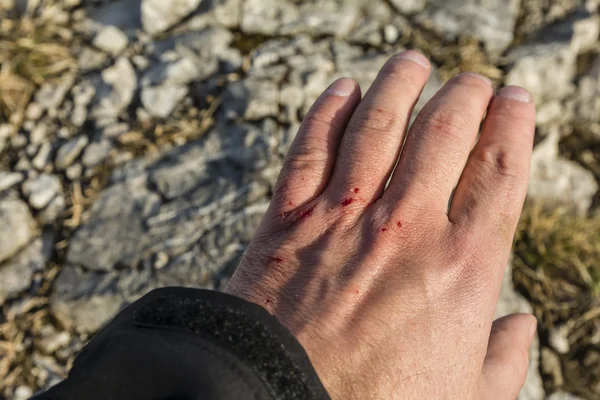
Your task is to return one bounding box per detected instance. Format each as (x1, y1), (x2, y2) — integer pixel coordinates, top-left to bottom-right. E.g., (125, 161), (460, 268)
(33, 287), (331, 400)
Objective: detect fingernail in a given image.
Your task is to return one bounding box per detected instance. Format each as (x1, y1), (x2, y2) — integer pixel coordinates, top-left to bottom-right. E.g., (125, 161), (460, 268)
(395, 50), (430, 69)
(529, 320), (538, 341)
(328, 78), (357, 96)
(497, 86), (533, 103)
(461, 72), (493, 87)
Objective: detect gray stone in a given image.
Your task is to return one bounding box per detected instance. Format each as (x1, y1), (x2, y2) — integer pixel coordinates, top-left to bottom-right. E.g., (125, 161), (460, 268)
(280, 2), (358, 38)
(0, 200), (35, 264)
(84, 0), (142, 35)
(66, 164), (83, 181)
(93, 25), (129, 55)
(30, 123), (48, 144)
(348, 19), (383, 46)
(82, 140), (112, 168)
(39, 195), (65, 225)
(78, 46), (108, 73)
(35, 76), (75, 112)
(141, 84), (189, 119)
(529, 132), (598, 214)
(0, 235), (54, 305)
(222, 78), (279, 120)
(418, 0), (520, 58)
(141, 0), (202, 35)
(389, 0), (426, 15)
(0, 172), (24, 192)
(505, 42), (576, 105)
(91, 58), (137, 121)
(495, 265), (545, 400)
(241, 0), (298, 35)
(142, 28), (236, 87)
(22, 174), (62, 210)
(32, 142), (53, 171)
(25, 102), (44, 121)
(56, 136), (89, 170)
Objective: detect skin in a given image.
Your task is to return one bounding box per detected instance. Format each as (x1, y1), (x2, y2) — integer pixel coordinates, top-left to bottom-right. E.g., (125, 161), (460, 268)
(225, 50), (537, 400)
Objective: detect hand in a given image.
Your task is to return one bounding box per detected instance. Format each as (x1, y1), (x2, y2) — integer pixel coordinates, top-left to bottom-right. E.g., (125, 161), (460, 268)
(225, 50), (537, 400)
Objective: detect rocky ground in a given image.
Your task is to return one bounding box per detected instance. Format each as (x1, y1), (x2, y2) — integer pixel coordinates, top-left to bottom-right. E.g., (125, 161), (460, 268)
(0, 0), (600, 398)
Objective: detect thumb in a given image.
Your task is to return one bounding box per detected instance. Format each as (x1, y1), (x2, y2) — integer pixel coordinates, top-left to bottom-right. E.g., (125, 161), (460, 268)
(479, 313), (538, 400)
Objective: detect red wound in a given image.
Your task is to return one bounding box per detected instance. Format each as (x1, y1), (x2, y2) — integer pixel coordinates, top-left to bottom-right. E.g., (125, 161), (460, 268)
(270, 256), (284, 263)
(397, 221), (403, 228)
(355, 290), (359, 294)
(341, 198), (355, 207)
(353, 188), (360, 194)
(381, 227), (388, 232)
(265, 299), (272, 304)
(300, 207), (314, 218)
(288, 201), (294, 206)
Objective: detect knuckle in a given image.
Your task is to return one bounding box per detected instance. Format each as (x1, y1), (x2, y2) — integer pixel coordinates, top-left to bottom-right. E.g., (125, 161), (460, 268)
(302, 113), (345, 137)
(474, 148), (527, 181)
(348, 107), (406, 135)
(416, 107), (468, 141)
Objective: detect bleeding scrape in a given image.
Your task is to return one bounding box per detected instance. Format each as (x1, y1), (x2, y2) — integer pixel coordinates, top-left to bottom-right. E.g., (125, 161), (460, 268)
(270, 256), (284, 263)
(341, 198), (355, 207)
(381, 227), (388, 232)
(353, 188), (360, 194)
(300, 207), (314, 218)
(397, 221), (403, 228)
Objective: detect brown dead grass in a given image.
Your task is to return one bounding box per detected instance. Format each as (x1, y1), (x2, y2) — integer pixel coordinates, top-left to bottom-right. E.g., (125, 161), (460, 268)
(514, 202), (600, 398)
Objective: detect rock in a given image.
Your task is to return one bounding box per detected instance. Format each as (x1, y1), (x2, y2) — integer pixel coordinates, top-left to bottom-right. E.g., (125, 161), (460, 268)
(348, 19), (383, 46)
(82, 140), (112, 168)
(549, 324), (571, 355)
(389, 0), (426, 15)
(0, 172), (24, 192)
(66, 164), (83, 181)
(92, 25), (129, 55)
(417, 0), (520, 58)
(55, 122), (274, 332)
(55, 136), (89, 170)
(505, 8), (598, 105)
(32, 142), (53, 171)
(495, 265), (545, 400)
(91, 58), (137, 122)
(141, 84), (189, 119)
(142, 28), (236, 87)
(13, 386), (33, 400)
(25, 102), (44, 121)
(222, 78), (279, 120)
(141, 0), (202, 35)
(35, 76), (75, 112)
(505, 43), (575, 105)
(0, 200), (35, 264)
(39, 195), (66, 225)
(78, 46), (108, 72)
(22, 174), (63, 210)
(280, 2), (358, 38)
(529, 132), (598, 214)
(0, 235), (54, 305)
(30, 123), (48, 144)
(241, 0), (298, 35)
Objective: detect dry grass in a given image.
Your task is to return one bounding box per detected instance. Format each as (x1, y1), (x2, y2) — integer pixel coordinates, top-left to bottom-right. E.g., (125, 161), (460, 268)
(0, 10), (75, 128)
(514, 202), (600, 398)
